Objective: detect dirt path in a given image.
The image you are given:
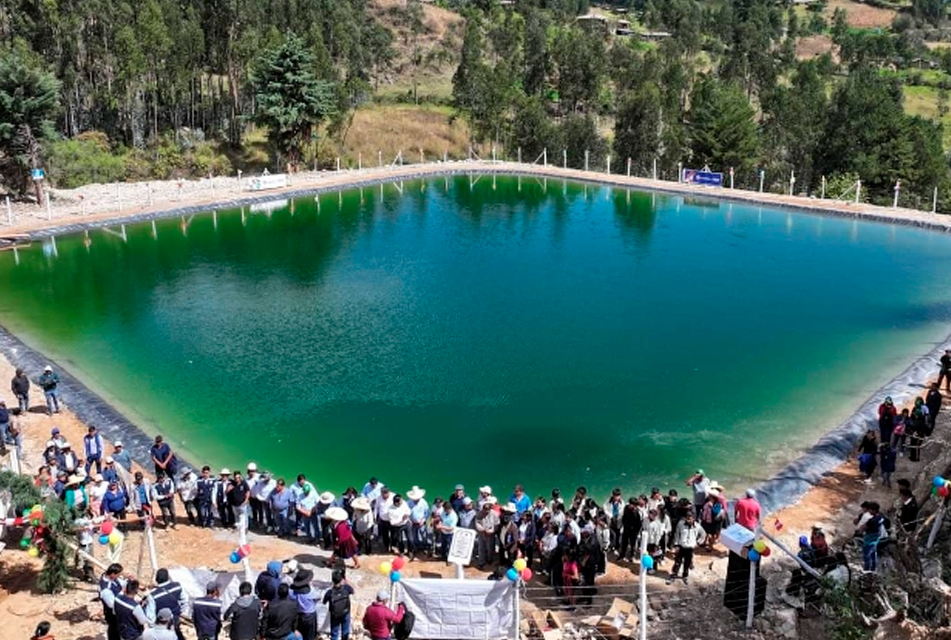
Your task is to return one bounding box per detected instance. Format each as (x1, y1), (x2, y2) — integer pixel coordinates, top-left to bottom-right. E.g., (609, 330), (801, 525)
(2, 162), (949, 240)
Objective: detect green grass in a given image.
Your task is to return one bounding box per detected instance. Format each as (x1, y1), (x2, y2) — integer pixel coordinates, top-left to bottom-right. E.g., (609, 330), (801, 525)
(902, 84), (951, 148)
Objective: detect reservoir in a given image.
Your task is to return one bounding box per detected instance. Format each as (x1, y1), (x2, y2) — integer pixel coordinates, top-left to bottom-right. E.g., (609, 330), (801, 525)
(1, 175), (950, 498)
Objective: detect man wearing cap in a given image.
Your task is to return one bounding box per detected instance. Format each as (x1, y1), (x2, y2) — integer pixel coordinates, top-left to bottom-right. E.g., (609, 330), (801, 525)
(142, 608), (177, 640)
(475, 498), (500, 567)
(11, 367), (30, 414)
(177, 469), (199, 525)
(38, 365), (61, 415)
(407, 486), (429, 557)
(261, 584), (298, 640)
(145, 568), (187, 640)
(112, 442), (133, 472)
(192, 582), (223, 640)
(449, 484), (467, 514)
(223, 581), (262, 640)
(363, 589), (405, 640)
(291, 568), (320, 640)
(296, 482), (319, 541)
(50, 426), (67, 450)
(83, 425), (105, 475)
(150, 436), (178, 480)
(114, 579), (149, 640)
(323, 570), (355, 640)
(98, 563), (125, 640)
(734, 489), (761, 530)
(52, 470), (68, 499)
(214, 469), (235, 529)
(458, 496), (477, 530)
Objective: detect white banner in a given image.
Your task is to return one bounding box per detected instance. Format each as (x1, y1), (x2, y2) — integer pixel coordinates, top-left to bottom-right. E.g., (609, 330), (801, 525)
(247, 174), (288, 191)
(399, 578), (515, 640)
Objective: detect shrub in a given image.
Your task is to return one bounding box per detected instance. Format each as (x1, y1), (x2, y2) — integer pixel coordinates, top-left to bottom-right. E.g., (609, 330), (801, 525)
(44, 133), (126, 188)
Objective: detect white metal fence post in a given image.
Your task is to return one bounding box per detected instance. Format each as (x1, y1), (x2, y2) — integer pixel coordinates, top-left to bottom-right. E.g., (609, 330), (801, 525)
(606, 156), (611, 175)
(584, 149), (589, 172)
(563, 149), (567, 169)
(639, 533), (648, 640)
(627, 157), (632, 177)
(759, 170), (765, 193)
(893, 180), (901, 208)
(855, 180), (862, 204)
(652, 158), (657, 180)
(5, 195), (11, 225)
(934, 186), (939, 214)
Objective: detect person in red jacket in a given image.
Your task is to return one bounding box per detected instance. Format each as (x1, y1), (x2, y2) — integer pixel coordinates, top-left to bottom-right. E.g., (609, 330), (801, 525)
(733, 489), (761, 530)
(362, 589), (404, 640)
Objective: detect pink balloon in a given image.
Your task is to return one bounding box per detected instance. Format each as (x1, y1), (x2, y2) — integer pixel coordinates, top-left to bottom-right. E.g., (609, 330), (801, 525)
(100, 521), (114, 535)
(521, 568), (534, 582)
(392, 557), (405, 571)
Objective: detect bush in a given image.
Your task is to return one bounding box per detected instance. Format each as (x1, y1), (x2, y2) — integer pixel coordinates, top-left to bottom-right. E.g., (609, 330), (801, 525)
(44, 132), (126, 188)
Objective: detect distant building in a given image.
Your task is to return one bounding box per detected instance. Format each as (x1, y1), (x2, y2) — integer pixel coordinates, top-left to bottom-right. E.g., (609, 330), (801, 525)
(616, 20), (634, 37)
(576, 14), (610, 34)
(638, 31), (672, 41)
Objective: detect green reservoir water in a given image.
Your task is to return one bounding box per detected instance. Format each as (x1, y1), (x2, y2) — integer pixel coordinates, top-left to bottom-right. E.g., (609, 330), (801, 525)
(2, 175), (951, 498)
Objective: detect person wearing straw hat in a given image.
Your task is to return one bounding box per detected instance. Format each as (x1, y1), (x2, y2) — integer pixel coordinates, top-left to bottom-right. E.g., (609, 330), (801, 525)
(328, 506), (360, 569)
(407, 486), (429, 559)
(350, 496), (374, 557)
(316, 492), (336, 548)
(64, 474), (87, 512)
(291, 569), (320, 640)
(476, 486), (493, 510)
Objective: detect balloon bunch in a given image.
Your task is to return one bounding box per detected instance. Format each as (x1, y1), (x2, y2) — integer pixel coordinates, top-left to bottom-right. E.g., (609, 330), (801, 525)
(11, 505), (46, 558)
(506, 558), (533, 582)
(379, 556), (406, 582)
(933, 476), (950, 498)
(748, 539), (772, 562)
(230, 544), (252, 564)
(97, 520), (124, 547)
(21, 504), (44, 526)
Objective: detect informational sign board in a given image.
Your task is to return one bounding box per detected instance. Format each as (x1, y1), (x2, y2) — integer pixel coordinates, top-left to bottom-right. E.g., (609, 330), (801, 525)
(447, 528), (476, 566)
(682, 168), (723, 187)
(247, 174), (288, 192)
(31, 168), (45, 181)
(721, 523), (755, 556)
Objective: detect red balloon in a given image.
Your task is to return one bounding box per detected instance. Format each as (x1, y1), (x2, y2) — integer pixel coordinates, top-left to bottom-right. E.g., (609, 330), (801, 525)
(939, 486), (950, 498)
(761, 547), (772, 557)
(392, 557), (405, 571)
(521, 568), (534, 581)
(101, 521), (114, 535)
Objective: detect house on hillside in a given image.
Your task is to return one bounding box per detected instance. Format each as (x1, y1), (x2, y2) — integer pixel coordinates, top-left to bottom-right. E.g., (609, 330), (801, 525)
(576, 13), (610, 35)
(616, 20), (635, 36)
(638, 30), (672, 41)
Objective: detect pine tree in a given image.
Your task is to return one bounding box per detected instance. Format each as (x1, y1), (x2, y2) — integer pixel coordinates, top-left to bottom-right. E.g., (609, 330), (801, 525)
(251, 34), (338, 170)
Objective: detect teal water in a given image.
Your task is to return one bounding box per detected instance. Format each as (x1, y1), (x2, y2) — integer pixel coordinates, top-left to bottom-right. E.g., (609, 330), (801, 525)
(2, 176), (951, 499)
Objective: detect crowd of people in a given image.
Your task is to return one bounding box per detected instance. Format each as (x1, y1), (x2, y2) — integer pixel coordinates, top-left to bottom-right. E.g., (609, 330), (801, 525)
(9, 357), (949, 638)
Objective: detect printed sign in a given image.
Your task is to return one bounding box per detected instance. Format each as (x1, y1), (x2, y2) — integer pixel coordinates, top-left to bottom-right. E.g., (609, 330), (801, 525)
(247, 174), (288, 192)
(447, 528), (476, 566)
(31, 168), (45, 181)
(682, 168), (723, 187)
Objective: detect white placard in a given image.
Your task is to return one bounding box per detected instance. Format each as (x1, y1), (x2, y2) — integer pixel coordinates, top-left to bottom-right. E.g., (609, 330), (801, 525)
(721, 523), (755, 556)
(447, 528), (476, 566)
(247, 174), (288, 191)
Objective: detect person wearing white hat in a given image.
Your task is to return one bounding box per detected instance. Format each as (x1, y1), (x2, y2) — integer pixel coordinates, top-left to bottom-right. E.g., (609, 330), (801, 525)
(477, 486), (492, 509)
(407, 486), (429, 558)
(350, 497), (375, 556)
(38, 365), (61, 415)
(315, 492), (336, 548)
(89, 472), (108, 515)
(214, 468), (236, 529)
(245, 463), (260, 528)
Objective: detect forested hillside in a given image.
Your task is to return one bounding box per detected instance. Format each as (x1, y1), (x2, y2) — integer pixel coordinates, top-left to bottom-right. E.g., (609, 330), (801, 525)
(1, 0), (951, 208)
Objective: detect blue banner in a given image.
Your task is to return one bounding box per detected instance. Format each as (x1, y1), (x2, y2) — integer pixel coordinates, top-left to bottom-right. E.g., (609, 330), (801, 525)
(682, 169), (722, 187)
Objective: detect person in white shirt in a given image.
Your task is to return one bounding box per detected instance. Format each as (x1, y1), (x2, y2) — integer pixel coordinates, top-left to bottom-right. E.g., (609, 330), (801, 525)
(477, 486), (493, 510)
(351, 496), (375, 556)
(177, 469), (198, 526)
(667, 512), (706, 585)
(297, 485), (320, 541)
(252, 472), (277, 532)
(89, 473), (108, 516)
(375, 486), (394, 553)
(387, 494), (412, 554)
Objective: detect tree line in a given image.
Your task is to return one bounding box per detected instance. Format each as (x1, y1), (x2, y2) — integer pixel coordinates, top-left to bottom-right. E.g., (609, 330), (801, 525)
(452, 0), (950, 206)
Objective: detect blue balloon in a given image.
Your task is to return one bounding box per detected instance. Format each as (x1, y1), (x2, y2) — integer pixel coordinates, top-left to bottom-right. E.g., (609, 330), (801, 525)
(99, 534), (110, 545)
(390, 571), (401, 583)
(641, 555), (654, 571)
(230, 552), (241, 564)
(748, 550), (760, 562)
(506, 568), (519, 582)
(935, 476), (946, 488)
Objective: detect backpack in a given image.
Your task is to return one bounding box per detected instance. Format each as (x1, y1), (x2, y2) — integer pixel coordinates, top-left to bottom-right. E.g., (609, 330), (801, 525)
(329, 586), (350, 620)
(394, 609), (415, 640)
